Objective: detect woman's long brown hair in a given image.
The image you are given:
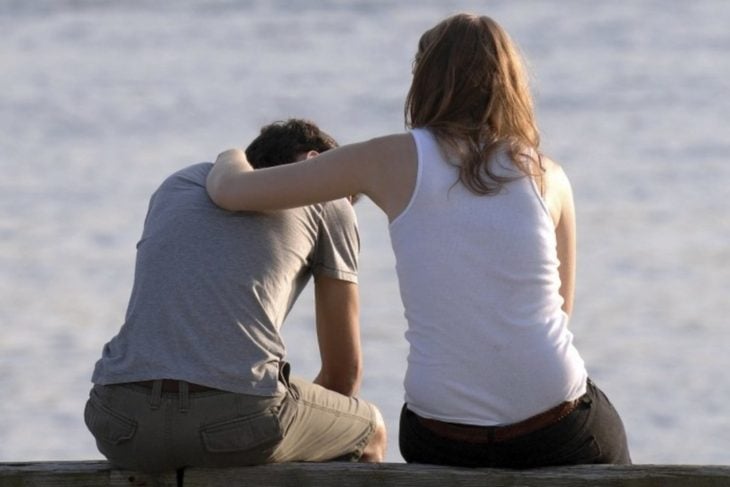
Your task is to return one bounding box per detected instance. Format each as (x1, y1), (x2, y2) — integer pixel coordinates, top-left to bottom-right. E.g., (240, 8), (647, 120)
(405, 13), (542, 195)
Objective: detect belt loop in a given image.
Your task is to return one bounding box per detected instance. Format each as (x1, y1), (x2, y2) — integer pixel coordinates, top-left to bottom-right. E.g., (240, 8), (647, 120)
(279, 361), (291, 388)
(179, 381), (190, 413)
(149, 380), (162, 410)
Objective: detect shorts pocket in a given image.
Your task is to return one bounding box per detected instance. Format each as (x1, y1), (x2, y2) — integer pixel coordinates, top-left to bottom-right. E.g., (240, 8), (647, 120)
(84, 399), (137, 445)
(201, 408), (283, 453)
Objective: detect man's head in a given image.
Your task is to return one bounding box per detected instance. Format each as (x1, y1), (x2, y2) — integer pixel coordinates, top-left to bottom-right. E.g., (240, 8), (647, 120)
(245, 119), (338, 169)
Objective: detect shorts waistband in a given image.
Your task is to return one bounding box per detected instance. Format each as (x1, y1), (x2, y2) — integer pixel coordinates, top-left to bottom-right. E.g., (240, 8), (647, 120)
(132, 380), (219, 394)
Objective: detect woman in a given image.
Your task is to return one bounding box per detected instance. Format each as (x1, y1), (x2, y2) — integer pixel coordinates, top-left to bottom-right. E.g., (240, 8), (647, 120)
(207, 13), (630, 468)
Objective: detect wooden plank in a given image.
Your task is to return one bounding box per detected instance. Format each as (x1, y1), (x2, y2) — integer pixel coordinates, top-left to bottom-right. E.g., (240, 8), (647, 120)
(183, 463), (730, 487)
(109, 469), (177, 487)
(0, 461), (177, 487)
(3, 461), (730, 487)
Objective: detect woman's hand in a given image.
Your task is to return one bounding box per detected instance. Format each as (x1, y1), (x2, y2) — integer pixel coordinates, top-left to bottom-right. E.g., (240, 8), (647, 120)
(206, 148), (252, 210)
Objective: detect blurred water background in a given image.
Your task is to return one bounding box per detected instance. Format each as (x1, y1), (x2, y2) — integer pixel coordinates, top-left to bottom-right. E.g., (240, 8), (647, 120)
(1, 0), (729, 464)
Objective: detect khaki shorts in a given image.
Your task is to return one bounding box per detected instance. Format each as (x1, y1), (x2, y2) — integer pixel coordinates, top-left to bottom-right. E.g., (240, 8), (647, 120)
(85, 375), (377, 472)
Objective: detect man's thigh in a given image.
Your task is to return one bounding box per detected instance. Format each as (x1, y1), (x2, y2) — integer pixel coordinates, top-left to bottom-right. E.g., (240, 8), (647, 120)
(271, 376), (376, 462)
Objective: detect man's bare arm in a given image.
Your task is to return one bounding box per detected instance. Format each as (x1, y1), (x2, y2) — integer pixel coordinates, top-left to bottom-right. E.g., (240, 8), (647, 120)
(312, 275), (362, 396)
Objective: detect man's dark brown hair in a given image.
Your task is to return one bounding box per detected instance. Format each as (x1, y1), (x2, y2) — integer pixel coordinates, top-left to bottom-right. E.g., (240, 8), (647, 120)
(245, 119), (339, 169)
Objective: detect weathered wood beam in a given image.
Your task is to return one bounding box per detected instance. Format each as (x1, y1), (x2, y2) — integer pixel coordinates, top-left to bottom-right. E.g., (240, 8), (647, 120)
(0, 461), (176, 487)
(2, 461), (730, 487)
(183, 463), (730, 487)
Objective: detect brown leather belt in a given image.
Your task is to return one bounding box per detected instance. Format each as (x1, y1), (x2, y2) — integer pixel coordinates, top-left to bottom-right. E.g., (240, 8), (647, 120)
(134, 380), (218, 393)
(416, 398), (582, 443)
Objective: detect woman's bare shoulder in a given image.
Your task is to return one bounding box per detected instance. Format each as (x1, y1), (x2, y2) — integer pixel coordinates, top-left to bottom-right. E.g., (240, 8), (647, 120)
(363, 132), (418, 221)
(536, 152), (574, 226)
(539, 153), (571, 189)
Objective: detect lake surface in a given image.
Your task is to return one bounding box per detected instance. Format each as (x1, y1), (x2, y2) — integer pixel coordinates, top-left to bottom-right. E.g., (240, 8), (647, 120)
(1, 0), (729, 464)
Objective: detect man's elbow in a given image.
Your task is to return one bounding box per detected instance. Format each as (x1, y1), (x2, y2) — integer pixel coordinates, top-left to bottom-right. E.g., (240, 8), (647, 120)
(343, 362), (363, 396)
(321, 360), (362, 396)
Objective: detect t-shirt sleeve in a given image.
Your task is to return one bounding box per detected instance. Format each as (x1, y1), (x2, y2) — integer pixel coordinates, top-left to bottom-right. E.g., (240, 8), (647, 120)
(311, 199), (359, 283)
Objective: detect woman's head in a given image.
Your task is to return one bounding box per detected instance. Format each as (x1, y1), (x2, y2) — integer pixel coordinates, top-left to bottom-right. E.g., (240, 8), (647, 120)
(406, 13), (541, 194)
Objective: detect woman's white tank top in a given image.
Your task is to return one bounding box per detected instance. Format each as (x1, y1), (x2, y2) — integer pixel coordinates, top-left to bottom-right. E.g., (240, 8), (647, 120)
(389, 129), (587, 425)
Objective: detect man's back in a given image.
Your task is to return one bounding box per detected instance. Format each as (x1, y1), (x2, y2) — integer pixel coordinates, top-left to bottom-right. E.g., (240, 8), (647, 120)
(92, 162), (359, 395)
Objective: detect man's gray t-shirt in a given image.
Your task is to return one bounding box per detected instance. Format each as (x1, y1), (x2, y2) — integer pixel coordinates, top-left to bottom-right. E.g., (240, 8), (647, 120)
(91, 163), (359, 396)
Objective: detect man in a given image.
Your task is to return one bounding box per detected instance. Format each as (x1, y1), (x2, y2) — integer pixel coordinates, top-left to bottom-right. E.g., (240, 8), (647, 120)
(85, 119), (386, 472)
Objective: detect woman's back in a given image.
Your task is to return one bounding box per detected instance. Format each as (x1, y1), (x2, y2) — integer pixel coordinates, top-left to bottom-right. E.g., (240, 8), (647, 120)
(390, 129), (587, 425)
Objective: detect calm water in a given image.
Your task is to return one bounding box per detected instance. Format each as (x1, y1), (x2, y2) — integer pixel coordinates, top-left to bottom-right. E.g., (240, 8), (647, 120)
(1, 0), (729, 464)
